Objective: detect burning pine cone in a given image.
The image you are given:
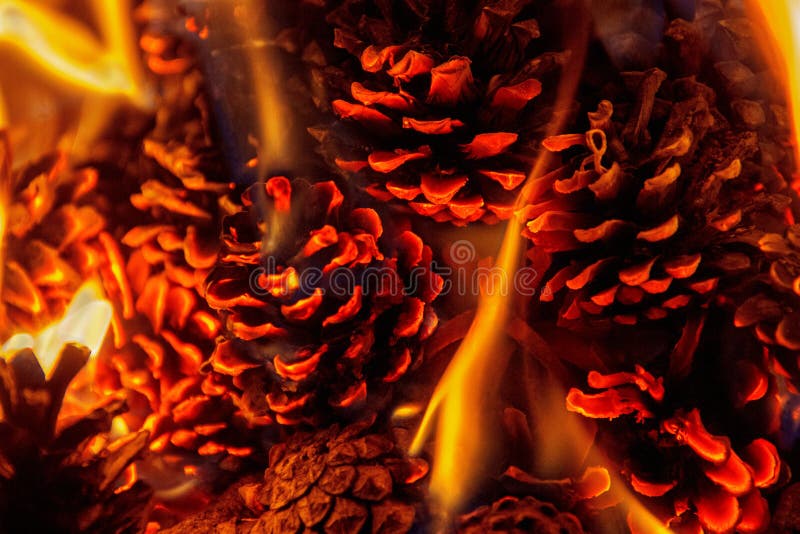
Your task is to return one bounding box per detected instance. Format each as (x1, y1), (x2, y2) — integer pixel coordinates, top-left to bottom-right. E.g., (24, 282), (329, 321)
(92, 11), (262, 466)
(522, 0), (796, 328)
(524, 81), (793, 328)
(315, 0), (562, 225)
(1, 139), (112, 336)
(237, 418), (428, 533)
(0, 343), (151, 533)
(205, 177), (442, 426)
(565, 319), (783, 533)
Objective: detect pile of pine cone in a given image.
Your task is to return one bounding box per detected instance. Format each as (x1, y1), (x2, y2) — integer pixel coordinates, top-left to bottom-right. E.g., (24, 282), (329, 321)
(4, 0), (800, 532)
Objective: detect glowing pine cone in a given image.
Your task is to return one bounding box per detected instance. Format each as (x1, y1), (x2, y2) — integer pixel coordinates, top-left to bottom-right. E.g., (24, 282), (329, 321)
(457, 496), (585, 534)
(237, 418), (428, 533)
(567, 363), (782, 533)
(0, 343), (152, 533)
(1, 142), (111, 336)
(205, 177), (442, 425)
(523, 74), (794, 328)
(317, 0), (561, 225)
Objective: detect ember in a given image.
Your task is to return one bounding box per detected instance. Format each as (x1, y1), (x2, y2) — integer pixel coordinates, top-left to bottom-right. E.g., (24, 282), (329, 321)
(5, 0), (800, 533)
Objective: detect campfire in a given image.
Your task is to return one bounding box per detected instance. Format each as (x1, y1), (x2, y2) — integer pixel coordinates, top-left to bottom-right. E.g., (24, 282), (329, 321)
(3, 0), (800, 532)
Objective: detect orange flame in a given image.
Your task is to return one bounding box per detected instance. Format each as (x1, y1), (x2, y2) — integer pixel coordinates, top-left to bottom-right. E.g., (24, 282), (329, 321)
(748, 0), (800, 168)
(409, 7), (591, 520)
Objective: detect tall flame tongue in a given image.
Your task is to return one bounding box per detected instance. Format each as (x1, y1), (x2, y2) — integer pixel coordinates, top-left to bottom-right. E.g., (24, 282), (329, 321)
(409, 6), (591, 521)
(409, 6), (683, 530)
(748, 0), (800, 169)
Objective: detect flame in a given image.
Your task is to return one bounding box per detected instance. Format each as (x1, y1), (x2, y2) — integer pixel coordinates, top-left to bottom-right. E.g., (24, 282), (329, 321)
(748, 0), (800, 167)
(409, 8), (591, 518)
(409, 8), (675, 530)
(0, 0), (149, 161)
(1, 279), (112, 376)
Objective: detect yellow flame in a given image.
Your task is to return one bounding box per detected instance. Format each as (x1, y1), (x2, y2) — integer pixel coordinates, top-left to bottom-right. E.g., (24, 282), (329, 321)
(409, 8), (671, 530)
(1, 279), (112, 376)
(748, 0), (800, 167)
(237, 1), (292, 175)
(0, 0), (148, 110)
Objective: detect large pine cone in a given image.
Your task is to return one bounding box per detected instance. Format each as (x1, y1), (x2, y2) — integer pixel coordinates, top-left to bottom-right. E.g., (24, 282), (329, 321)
(0, 343), (152, 533)
(524, 82), (792, 328)
(566, 315), (782, 533)
(237, 418), (428, 533)
(522, 0), (796, 328)
(457, 495), (585, 534)
(1, 139), (112, 336)
(315, 0), (562, 225)
(205, 177), (442, 425)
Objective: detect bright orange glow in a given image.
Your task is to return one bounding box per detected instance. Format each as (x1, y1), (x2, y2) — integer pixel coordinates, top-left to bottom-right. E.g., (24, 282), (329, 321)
(1, 279), (112, 376)
(749, 0), (800, 167)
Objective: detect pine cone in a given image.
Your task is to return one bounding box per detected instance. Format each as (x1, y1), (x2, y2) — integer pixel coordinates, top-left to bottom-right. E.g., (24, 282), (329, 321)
(205, 176), (442, 426)
(520, 0), (796, 328)
(565, 316), (783, 533)
(315, 0), (562, 225)
(524, 73), (793, 328)
(0, 343), (152, 533)
(1, 139), (112, 336)
(237, 418), (428, 533)
(456, 495), (585, 534)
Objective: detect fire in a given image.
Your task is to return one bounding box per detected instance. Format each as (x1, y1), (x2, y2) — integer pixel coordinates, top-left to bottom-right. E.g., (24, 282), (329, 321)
(1, 279), (112, 376)
(0, 0), (149, 161)
(409, 10), (590, 518)
(748, 0), (800, 167)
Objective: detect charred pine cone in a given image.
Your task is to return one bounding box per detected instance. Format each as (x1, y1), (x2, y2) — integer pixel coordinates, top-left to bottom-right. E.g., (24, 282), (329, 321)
(566, 320), (783, 533)
(205, 177), (442, 426)
(457, 495), (585, 534)
(0, 344), (152, 533)
(237, 418), (428, 533)
(316, 0), (563, 225)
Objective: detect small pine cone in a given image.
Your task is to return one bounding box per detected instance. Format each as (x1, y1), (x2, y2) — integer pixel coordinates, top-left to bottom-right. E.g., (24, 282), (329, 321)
(1, 141), (110, 335)
(523, 76), (793, 328)
(0, 343), (152, 533)
(567, 320), (782, 532)
(316, 0), (562, 225)
(238, 418), (428, 533)
(205, 177), (442, 425)
(456, 495), (585, 534)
